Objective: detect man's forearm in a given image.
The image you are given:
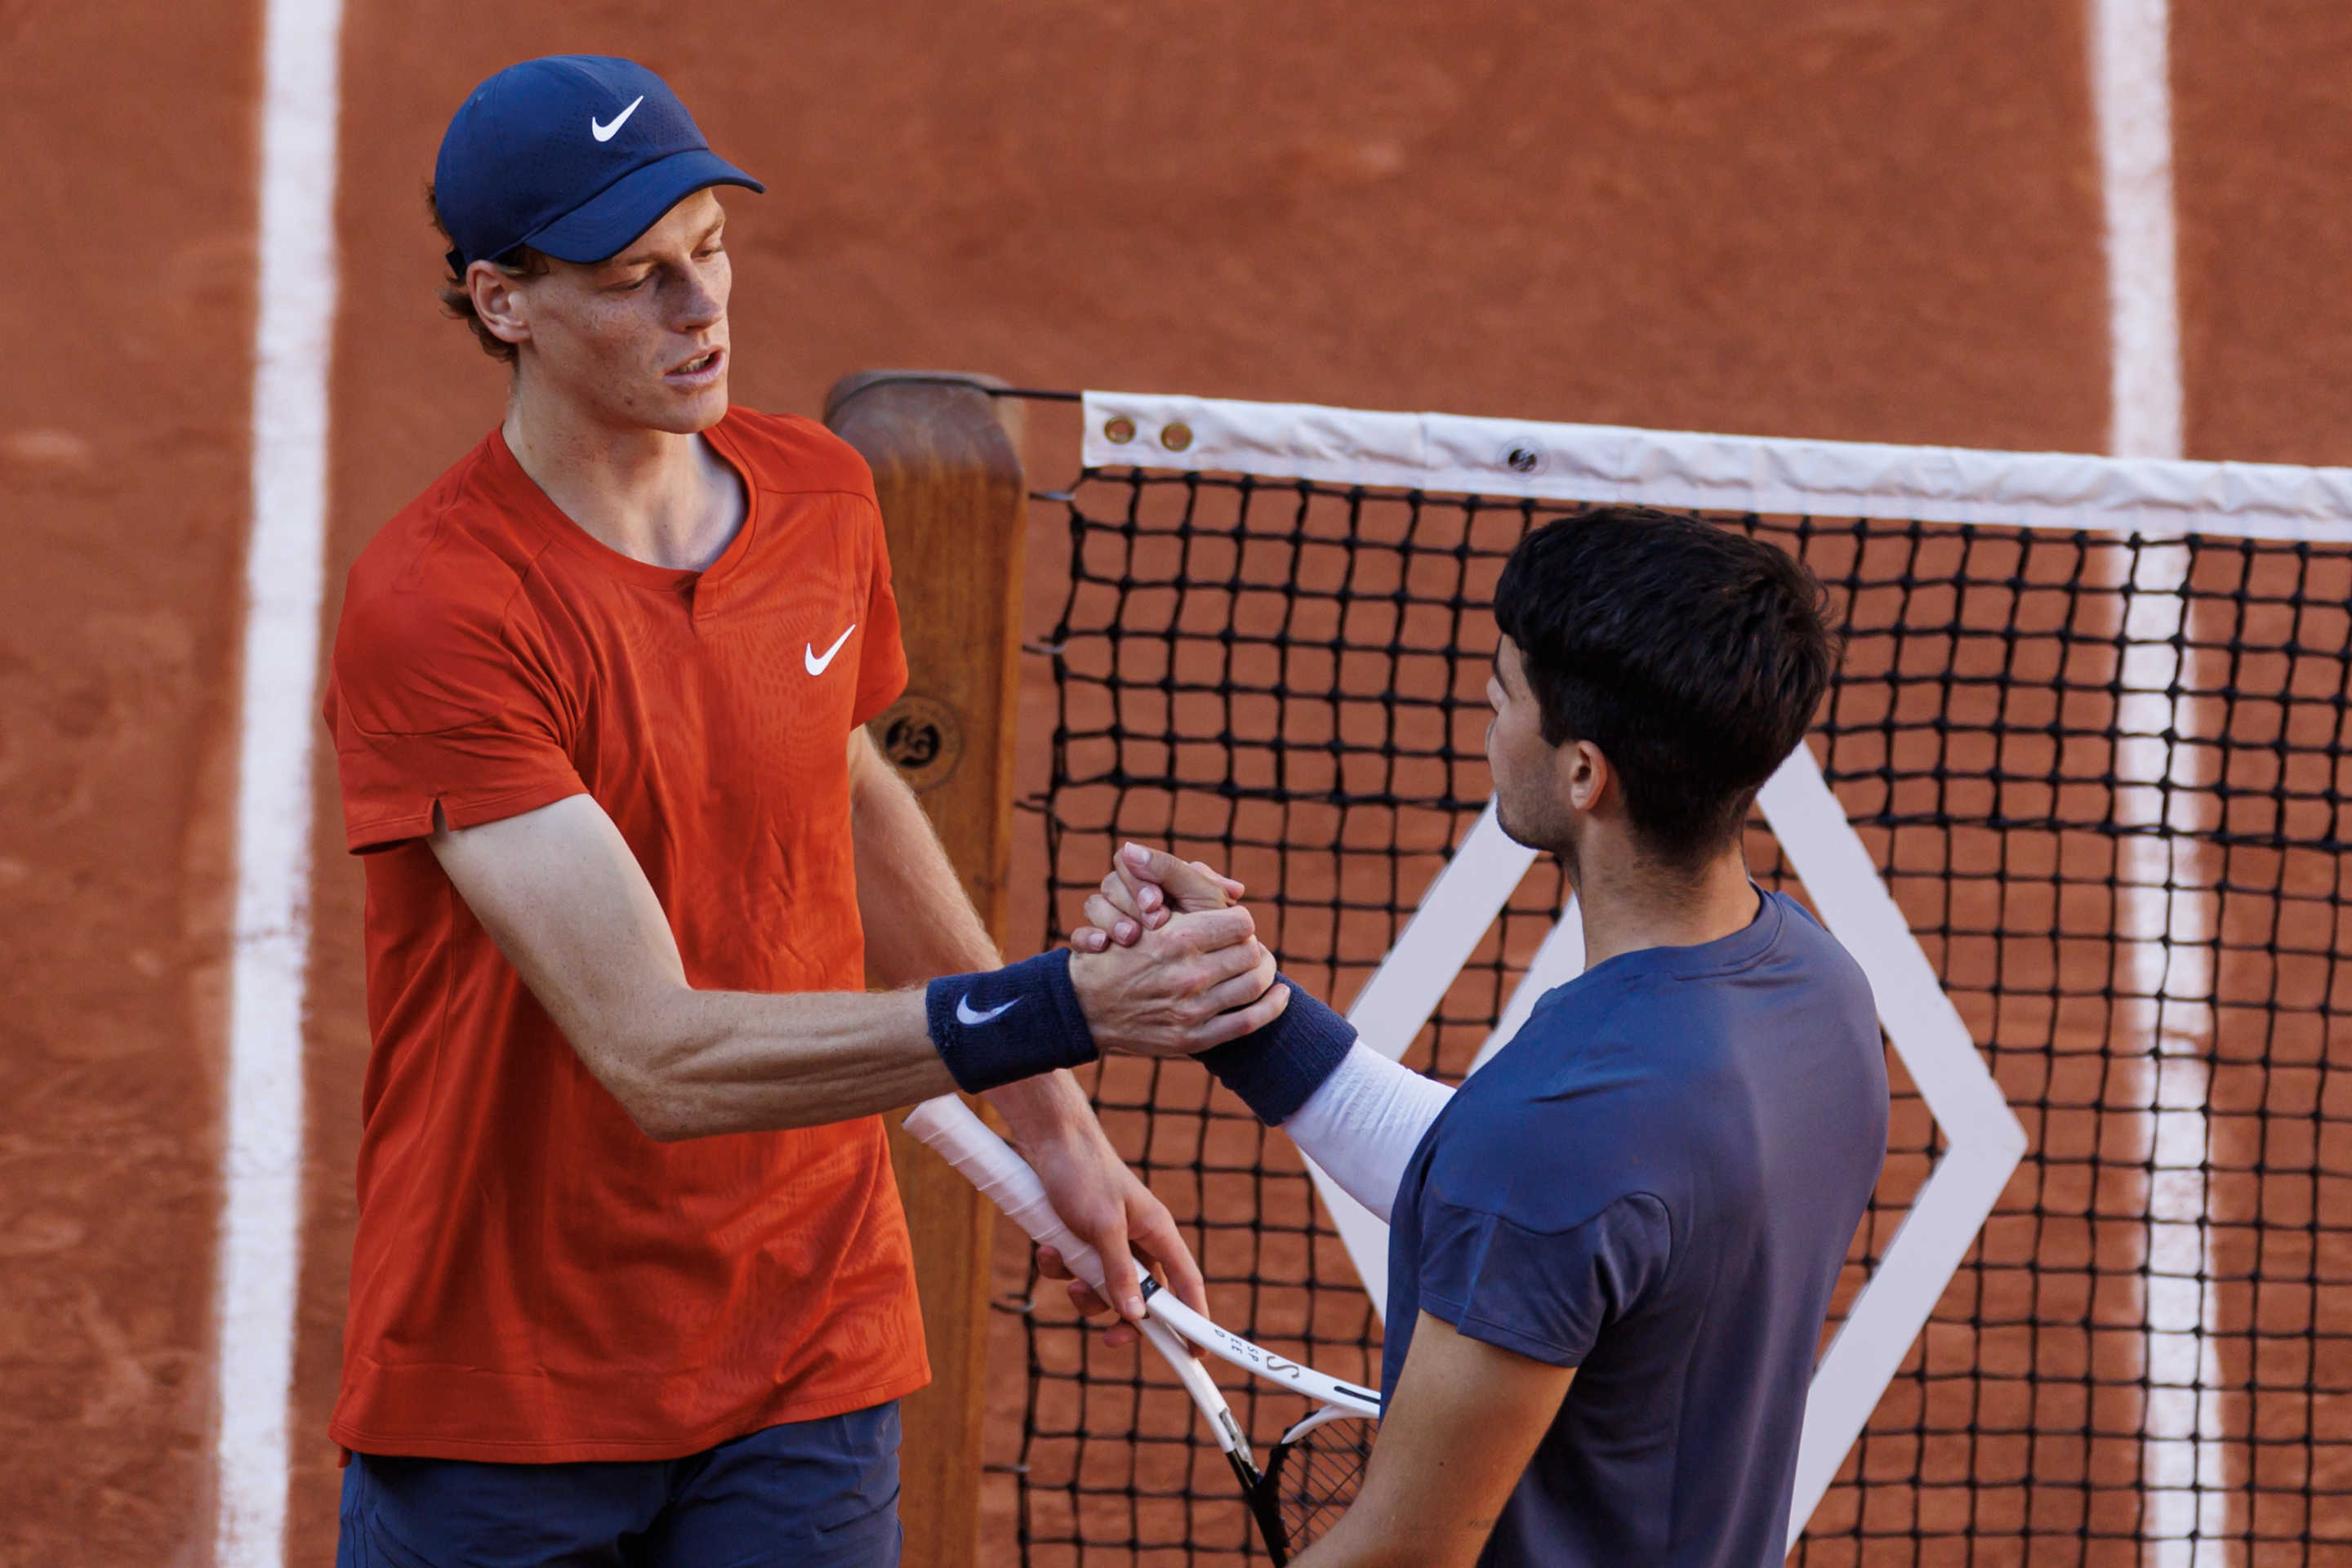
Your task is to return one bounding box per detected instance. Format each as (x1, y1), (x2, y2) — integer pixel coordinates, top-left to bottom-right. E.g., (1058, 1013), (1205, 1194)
(626, 902), (1268, 1141)
(620, 985), (956, 1138)
(849, 728), (1000, 983)
(586, 955), (1104, 1143)
(435, 787), (1276, 1145)
(1280, 1043), (1454, 1223)
(629, 734), (1080, 1142)
(846, 729), (1096, 1142)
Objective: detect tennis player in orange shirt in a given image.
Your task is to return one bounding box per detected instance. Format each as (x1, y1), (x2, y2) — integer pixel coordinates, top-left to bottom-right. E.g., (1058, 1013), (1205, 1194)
(320, 56), (1282, 1566)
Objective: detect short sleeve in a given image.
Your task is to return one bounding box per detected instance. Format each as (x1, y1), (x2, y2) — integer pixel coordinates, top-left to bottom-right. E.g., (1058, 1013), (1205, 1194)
(853, 507), (910, 727)
(1413, 1192), (1673, 1367)
(325, 582), (584, 853)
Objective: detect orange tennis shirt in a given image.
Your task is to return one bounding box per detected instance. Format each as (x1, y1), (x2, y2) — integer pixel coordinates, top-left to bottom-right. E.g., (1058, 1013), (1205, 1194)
(321, 408), (928, 1462)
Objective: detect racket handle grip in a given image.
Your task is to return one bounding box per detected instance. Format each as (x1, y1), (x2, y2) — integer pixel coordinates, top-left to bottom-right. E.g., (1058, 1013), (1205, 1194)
(902, 1096), (1114, 1296)
(906, 1096), (1262, 1455)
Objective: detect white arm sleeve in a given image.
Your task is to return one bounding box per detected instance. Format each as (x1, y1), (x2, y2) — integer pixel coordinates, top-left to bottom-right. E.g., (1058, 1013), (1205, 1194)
(1280, 1041), (1454, 1224)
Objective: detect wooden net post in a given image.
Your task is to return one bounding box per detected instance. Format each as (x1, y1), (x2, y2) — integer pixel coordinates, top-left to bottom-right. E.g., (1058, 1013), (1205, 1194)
(823, 372), (1026, 1568)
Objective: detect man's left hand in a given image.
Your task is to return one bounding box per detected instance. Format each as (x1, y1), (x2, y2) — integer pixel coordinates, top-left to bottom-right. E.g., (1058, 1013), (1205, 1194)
(985, 1071), (1208, 1336)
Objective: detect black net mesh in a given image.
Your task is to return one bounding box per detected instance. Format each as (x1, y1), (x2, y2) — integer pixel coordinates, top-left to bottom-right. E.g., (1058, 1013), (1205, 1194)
(1019, 457), (2352, 1566)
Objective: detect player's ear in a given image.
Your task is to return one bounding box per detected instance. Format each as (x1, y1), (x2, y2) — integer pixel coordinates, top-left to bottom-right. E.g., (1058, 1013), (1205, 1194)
(1561, 738), (1608, 815)
(467, 261), (532, 350)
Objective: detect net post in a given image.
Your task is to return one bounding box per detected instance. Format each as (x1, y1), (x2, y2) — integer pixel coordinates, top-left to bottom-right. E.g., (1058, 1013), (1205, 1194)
(823, 370), (1026, 1568)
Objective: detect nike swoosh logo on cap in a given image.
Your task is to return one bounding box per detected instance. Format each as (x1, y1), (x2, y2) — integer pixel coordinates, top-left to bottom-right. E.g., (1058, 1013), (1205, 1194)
(956, 995), (1020, 1027)
(591, 96), (644, 142)
(804, 624), (857, 675)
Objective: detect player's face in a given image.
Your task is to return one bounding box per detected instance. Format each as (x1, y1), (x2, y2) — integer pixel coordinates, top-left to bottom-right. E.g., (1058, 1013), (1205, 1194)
(1485, 637), (1574, 850)
(510, 190), (733, 434)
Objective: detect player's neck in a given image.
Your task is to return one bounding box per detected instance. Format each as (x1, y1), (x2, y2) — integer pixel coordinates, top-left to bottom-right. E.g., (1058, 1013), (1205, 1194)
(1566, 833), (1760, 970)
(501, 380), (745, 572)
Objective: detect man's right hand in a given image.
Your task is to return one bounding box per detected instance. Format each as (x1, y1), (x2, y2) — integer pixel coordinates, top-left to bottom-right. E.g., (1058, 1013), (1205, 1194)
(1072, 843), (1244, 950)
(1068, 900), (1288, 1056)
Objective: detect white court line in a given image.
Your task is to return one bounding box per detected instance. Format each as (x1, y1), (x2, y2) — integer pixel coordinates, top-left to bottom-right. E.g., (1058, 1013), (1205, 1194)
(2094, 0), (2185, 464)
(2091, 2), (2232, 1560)
(2115, 545), (2230, 1567)
(212, 0), (343, 1562)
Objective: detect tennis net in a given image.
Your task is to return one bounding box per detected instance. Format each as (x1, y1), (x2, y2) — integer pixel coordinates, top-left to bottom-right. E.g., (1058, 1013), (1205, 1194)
(1018, 391), (2352, 1566)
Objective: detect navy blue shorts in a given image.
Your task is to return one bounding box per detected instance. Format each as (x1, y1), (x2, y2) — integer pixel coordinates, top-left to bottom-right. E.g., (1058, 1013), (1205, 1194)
(335, 1402), (902, 1567)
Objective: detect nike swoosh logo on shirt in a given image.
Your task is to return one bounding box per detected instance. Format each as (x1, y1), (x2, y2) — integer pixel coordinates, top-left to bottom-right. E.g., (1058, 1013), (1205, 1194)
(956, 995), (1020, 1027)
(804, 624), (857, 675)
(591, 96), (644, 142)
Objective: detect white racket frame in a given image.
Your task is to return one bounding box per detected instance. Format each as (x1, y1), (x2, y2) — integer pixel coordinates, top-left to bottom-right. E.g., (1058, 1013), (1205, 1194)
(902, 1095), (1383, 1459)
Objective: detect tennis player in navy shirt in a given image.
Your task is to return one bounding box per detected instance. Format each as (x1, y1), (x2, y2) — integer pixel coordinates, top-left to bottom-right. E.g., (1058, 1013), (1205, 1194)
(1070, 505), (1892, 1566)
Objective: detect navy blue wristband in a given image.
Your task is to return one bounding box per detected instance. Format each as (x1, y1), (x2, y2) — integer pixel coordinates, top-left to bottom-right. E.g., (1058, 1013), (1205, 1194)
(925, 948), (1100, 1094)
(1195, 978), (1356, 1125)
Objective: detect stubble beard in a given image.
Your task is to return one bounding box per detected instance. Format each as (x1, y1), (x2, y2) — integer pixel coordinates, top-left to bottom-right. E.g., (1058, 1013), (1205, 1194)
(1493, 780), (1572, 860)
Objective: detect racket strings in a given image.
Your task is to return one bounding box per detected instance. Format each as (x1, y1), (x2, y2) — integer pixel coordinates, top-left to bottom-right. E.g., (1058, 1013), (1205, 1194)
(1264, 1417), (1374, 1554)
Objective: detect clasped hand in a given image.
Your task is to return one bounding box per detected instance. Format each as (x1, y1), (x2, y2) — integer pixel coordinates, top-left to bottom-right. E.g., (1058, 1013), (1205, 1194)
(1066, 844), (1285, 1054)
(1047, 843), (1264, 1339)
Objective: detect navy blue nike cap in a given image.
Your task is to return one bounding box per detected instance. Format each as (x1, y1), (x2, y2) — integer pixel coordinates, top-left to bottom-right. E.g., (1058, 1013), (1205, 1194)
(434, 55), (764, 271)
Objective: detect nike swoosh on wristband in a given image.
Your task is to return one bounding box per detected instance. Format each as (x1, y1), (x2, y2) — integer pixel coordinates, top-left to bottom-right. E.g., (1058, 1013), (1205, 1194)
(804, 624), (857, 675)
(590, 96), (644, 142)
(956, 995), (1020, 1027)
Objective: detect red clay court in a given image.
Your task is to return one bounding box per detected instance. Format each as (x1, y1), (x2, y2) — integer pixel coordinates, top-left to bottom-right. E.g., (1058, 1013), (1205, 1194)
(7, 1), (2352, 1563)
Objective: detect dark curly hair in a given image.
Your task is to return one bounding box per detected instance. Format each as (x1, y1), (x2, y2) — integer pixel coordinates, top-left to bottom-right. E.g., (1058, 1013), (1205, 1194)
(1493, 505), (1838, 863)
(424, 183), (550, 363)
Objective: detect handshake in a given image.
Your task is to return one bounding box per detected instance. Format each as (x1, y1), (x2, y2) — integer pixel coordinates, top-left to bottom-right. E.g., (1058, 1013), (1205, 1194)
(920, 843), (1300, 1099)
(1062, 843), (1290, 1058)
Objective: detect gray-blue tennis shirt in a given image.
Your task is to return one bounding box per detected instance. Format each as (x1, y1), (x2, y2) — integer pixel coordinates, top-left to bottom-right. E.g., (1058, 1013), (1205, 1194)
(1384, 889), (1889, 1566)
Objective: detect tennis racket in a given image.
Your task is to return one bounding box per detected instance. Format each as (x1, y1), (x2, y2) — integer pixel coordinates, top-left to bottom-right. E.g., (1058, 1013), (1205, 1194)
(903, 1095), (1380, 1563)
